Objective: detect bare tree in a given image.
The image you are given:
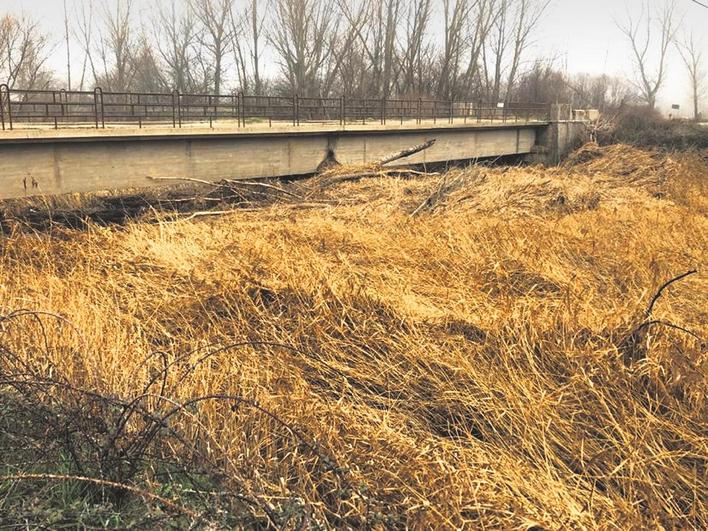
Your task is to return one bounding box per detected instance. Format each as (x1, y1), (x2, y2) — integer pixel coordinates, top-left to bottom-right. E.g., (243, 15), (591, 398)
(398, 0), (433, 96)
(63, 0), (72, 89)
(269, 0), (337, 97)
(437, 0), (471, 100)
(229, 0), (267, 94)
(332, 0), (400, 98)
(504, 0), (550, 101)
(676, 33), (705, 121)
(153, 0), (206, 92)
(191, 0), (233, 94)
(480, 0), (549, 103)
(617, 0), (680, 110)
(74, 0), (99, 90)
(461, 0), (497, 100)
(131, 33), (167, 92)
(363, 0), (401, 98)
(0, 13), (54, 89)
(95, 0), (138, 91)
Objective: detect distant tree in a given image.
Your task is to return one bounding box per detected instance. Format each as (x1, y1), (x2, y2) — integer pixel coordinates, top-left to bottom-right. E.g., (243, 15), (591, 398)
(94, 0), (138, 91)
(74, 0), (99, 90)
(676, 33), (705, 121)
(0, 13), (54, 89)
(437, 0), (470, 100)
(481, 0), (550, 103)
(398, 0), (434, 96)
(460, 0), (497, 100)
(229, 0), (267, 94)
(63, 0), (72, 89)
(336, 0), (402, 98)
(511, 59), (569, 103)
(269, 0), (338, 97)
(191, 0), (233, 95)
(617, 0), (680, 110)
(130, 34), (167, 92)
(152, 0), (206, 93)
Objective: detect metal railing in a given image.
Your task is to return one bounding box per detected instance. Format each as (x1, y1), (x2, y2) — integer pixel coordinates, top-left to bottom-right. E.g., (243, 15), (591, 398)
(0, 85), (551, 131)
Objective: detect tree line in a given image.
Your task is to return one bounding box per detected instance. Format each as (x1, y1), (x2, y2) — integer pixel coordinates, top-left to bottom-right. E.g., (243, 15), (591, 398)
(0, 0), (705, 119)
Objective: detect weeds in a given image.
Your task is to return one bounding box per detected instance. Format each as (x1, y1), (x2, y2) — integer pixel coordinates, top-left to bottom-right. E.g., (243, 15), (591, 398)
(0, 143), (705, 528)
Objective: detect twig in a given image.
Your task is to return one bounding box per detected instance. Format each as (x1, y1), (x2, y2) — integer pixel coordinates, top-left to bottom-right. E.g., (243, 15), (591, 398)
(222, 180), (302, 199)
(146, 175), (217, 187)
(410, 173), (465, 217)
(621, 269), (701, 366)
(645, 270), (698, 317)
(167, 210), (235, 223)
(633, 320), (704, 345)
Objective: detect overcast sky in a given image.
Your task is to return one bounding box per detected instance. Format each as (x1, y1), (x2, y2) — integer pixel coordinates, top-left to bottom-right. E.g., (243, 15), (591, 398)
(3, 0), (707, 114)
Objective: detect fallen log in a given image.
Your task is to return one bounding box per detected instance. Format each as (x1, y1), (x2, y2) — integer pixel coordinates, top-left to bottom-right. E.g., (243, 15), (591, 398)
(377, 139), (436, 166)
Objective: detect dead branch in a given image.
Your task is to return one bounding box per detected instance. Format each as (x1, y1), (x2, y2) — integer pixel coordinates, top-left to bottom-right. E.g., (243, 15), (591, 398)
(620, 269), (700, 366)
(410, 171), (468, 217)
(222, 180), (303, 199)
(167, 210), (235, 223)
(147, 175), (302, 199)
(645, 270), (698, 317)
(147, 175), (216, 186)
(377, 139), (437, 166)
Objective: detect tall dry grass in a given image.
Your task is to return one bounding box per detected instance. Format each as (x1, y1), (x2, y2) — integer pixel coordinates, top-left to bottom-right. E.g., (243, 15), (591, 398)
(0, 144), (706, 528)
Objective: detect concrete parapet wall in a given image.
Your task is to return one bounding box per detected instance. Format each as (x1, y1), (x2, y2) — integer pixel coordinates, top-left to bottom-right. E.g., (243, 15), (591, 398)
(0, 125), (538, 199)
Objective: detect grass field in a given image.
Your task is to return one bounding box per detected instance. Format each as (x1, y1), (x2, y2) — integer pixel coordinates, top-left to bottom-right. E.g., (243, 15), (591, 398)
(0, 143), (706, 529)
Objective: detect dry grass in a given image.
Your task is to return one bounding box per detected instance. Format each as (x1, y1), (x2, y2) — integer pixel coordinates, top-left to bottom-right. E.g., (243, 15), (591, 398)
(0, 143), (706, 528)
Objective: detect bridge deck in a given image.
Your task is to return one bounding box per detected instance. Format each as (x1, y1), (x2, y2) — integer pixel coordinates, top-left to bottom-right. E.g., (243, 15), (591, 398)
(0, 118), (548, 143)
(0, 120), (546, 200)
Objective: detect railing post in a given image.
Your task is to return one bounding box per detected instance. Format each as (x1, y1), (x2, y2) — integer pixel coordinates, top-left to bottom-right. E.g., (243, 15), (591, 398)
(1, 84), (13, 130)
(93, 87), (102, 129)
(417, 98), (422, 125)
(177, 90), (182, 128)
(294, 94), (300, 126)
(340, 94), (345, 126)
(231, 92), (241, 127)
(59, 89), (66, 120)
(240, 92), (246, 128)
(0, 84), (7, 131)
(381, 98), (386, 125)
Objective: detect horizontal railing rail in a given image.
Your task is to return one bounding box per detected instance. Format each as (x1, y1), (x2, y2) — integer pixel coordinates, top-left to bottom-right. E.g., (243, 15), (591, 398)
(0, 85), (551, 131)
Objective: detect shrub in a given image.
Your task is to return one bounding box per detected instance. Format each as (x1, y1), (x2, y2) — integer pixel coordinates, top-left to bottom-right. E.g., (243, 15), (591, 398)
(600, 105), (708, 149)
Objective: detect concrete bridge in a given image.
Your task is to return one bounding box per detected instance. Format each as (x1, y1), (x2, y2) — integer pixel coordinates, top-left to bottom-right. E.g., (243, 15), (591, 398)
(0, 92), (586, 199)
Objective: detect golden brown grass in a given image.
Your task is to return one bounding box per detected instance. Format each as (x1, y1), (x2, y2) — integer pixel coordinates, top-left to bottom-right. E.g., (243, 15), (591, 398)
(0, 143), (706, 528)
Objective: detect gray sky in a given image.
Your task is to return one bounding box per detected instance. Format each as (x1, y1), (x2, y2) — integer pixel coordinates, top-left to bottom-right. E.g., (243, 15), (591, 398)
(3, 0), (707, 114)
